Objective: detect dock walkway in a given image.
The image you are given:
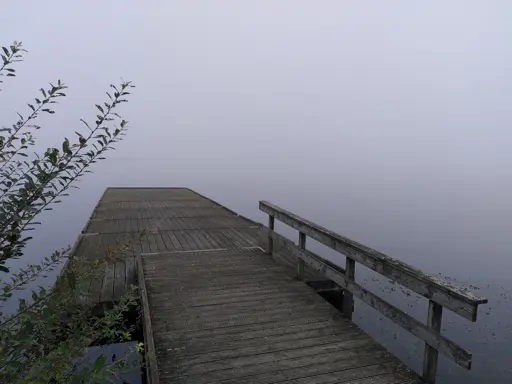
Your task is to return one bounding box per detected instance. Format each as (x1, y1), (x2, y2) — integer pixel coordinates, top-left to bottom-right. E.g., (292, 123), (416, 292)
(72, 188), (487, 384)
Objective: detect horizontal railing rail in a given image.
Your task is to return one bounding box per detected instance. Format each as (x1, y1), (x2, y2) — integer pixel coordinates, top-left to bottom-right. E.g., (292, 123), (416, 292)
(259, 200), (488, 384)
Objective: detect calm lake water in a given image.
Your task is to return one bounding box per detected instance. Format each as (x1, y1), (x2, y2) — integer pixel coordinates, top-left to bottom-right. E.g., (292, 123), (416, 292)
(2, 1), (512, 383)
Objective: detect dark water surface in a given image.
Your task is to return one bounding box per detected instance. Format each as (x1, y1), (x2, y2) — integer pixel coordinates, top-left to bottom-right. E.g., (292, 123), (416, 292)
(80, 342), (142, 384)
(1, 1), (511, 383)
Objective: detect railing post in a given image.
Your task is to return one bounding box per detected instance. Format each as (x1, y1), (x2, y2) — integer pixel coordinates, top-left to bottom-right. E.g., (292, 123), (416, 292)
(297, 232), (306, 279)
(343, 257), (355, 319)
(423, 300), (443, 383)
(268, 215), (275, 255)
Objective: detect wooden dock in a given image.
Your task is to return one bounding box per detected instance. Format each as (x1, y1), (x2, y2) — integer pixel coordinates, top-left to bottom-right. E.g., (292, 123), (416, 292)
(73, 187), (488, 384)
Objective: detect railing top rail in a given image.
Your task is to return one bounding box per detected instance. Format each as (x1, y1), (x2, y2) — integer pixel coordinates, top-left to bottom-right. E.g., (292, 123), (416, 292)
(260, 201), (488, 321)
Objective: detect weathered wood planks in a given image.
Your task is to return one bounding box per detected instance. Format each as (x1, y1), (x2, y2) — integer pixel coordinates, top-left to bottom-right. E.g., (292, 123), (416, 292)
(260, 200), (488, 383)
(260, 201), (487, 321)
(141, 248), (422, 384)
(70, 188), (266, 305)
(72, 187), (485, 384)
(263, 228), (474, 369)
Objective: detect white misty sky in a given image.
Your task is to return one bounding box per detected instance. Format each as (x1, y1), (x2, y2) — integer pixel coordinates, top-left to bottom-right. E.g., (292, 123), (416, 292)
(0, 1), (511, 280)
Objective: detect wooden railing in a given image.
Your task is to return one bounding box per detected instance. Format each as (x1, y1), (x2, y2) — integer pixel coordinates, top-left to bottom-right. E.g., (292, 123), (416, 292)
(260, 201), (488, 384)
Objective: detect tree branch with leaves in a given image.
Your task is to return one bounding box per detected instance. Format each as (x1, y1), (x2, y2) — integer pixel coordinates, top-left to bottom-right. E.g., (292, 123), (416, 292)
(0, 41), (142, 383)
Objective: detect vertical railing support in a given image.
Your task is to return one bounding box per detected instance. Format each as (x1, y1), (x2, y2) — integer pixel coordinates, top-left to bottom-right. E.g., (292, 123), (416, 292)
(297, 232), (306, 279)
(343, 257), (356, 319)
(268, 215), (275, 255)
(423, 300), (443, 383)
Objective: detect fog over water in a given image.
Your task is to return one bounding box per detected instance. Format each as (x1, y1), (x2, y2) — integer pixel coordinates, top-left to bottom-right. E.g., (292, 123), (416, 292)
(1, 2), (511, 382)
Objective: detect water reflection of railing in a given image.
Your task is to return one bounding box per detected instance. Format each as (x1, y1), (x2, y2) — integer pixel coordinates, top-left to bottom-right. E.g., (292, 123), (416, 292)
(260, 200), (488, 384)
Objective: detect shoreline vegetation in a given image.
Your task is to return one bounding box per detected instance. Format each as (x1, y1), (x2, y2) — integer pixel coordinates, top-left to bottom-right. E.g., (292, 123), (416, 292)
(0, 41), (143, 384)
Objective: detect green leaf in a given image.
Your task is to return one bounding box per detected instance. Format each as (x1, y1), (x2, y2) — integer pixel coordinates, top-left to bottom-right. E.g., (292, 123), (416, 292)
(62, 138), (70, 154)
(31, 291), (38, 301)
(2, 47), (8, 56)
(94, 354), (107, 373)
(95, 104), (104, 113)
